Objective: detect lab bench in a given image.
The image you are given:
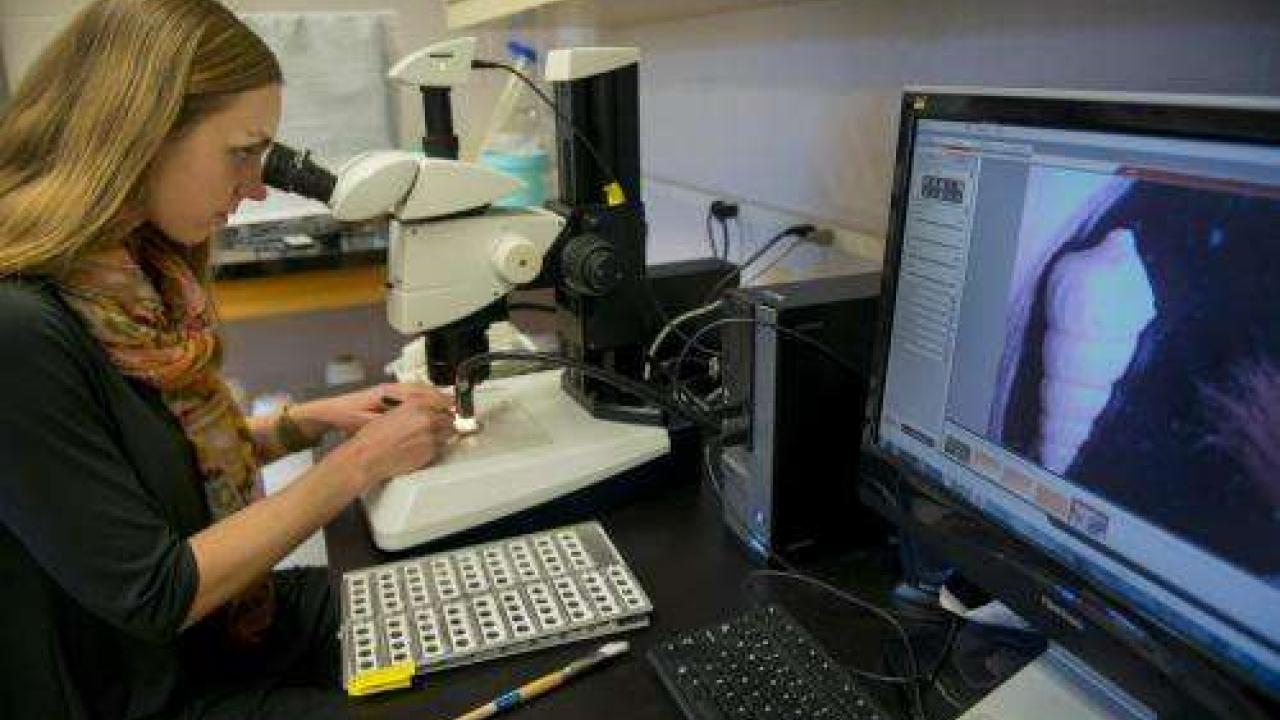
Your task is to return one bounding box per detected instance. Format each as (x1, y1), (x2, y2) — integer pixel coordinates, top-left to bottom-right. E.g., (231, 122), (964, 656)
(320, 432), (919, 720)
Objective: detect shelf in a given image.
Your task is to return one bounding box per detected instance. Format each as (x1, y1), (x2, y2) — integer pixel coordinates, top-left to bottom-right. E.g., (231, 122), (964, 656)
(444, 0), (570, 29)
(576, 0), (800, 27)
(444, 0), (801, 30)
(213, 265), (386, 323)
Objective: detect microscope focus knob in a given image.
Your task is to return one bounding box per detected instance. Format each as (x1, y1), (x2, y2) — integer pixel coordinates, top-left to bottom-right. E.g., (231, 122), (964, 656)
(491, 235), (543, 284)
(562, 234), (620, 296)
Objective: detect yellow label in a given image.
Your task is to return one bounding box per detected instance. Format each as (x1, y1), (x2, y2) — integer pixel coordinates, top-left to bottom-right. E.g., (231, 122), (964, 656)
(604, 182), (626, 206)
(346, 661), (417, 697)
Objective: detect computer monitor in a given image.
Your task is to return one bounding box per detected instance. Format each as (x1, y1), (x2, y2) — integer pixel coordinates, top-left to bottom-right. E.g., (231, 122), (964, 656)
(864, 88), (1280, 718)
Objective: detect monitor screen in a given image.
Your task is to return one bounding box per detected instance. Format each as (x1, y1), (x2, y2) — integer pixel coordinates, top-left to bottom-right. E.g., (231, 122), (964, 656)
(869, 89), (1280, 700)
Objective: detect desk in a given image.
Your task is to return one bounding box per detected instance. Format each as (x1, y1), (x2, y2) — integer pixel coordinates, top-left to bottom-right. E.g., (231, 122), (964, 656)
(324, 435), (768, 719)
(322, 432), (925, 720)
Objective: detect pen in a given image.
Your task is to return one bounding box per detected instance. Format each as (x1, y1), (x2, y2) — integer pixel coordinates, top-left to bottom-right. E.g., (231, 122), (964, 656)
(450, 641), (630, 720)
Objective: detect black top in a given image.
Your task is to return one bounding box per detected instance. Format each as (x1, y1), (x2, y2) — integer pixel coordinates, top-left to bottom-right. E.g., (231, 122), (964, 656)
(0, 280), (207, 719)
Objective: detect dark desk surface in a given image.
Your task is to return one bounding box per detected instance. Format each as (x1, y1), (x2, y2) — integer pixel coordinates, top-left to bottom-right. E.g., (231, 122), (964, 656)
(324, 442), (776, 720)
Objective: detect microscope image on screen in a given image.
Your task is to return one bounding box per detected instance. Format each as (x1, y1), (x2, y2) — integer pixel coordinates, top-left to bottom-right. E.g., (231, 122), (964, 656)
(986, 169), (1280, 580)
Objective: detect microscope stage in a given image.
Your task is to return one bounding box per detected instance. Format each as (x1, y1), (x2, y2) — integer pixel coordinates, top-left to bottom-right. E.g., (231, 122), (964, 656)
(361, 369), (671, 551)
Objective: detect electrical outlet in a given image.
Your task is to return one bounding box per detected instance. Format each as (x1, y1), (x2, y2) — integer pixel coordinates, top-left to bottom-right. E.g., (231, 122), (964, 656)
(710, 200), (740, 220)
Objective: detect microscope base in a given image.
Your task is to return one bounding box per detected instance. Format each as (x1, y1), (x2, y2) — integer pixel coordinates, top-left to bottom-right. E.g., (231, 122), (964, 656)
(361, 369), (671, 551)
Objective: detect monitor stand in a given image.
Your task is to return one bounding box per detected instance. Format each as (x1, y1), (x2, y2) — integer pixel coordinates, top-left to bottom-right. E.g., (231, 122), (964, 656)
(959, 644), (1153, 720)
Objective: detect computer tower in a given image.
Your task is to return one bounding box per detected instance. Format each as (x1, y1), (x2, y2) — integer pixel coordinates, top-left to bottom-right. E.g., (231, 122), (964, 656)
(716, 270), (883, 560)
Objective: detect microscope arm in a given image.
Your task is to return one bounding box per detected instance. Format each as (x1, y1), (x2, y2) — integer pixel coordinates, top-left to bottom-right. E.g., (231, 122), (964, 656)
(262, 141), (565, 379)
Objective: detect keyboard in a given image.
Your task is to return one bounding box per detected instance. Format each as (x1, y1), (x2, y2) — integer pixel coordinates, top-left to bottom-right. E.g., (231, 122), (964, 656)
(648, 604), (892, 720)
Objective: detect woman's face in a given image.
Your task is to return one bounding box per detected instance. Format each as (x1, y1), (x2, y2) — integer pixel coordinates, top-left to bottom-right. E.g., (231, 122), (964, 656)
(144, 84), (282, 246)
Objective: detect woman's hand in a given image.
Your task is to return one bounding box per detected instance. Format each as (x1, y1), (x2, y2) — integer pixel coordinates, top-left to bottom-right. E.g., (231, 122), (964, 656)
(290, 382), (454, 441)
(186, 391), (457, 633)
(336, 394), (458, 495)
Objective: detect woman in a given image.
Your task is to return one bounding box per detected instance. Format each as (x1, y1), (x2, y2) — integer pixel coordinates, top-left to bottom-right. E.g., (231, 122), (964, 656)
(0, 1), (455, 718)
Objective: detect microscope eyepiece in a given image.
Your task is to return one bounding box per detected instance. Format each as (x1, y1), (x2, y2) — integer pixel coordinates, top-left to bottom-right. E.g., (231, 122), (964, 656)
(262, 142), (337, 204)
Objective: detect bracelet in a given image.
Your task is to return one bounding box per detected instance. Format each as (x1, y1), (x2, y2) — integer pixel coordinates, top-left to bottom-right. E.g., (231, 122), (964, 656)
(275, 403), (314, 453)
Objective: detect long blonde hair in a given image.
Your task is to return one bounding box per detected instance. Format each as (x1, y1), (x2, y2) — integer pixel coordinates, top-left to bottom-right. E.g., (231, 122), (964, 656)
(0, 0), (281, 278)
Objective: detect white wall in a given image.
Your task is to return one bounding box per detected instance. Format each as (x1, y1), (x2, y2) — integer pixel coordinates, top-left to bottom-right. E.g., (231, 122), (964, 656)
(6, 0), (1277, 258)
(603, 0), (1280, 265)
(6, 0), (1280, 382)
(0, 0), (593, 157)
(1, 1), (443, 148)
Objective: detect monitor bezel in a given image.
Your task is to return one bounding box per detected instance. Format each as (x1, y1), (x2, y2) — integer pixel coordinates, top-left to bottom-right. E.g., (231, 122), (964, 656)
(861, 88), (1280, 717)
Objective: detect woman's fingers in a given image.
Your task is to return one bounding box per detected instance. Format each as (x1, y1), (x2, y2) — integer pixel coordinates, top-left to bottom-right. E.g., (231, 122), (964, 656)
(384, 383), (454, 413)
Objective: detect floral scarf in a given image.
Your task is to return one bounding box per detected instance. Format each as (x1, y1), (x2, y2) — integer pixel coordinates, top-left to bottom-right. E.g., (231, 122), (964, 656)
(56, 228), (273, 641)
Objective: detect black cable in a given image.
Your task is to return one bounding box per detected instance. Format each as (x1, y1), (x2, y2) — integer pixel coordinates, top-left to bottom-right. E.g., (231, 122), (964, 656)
(671, 316), (866, 406)
(696, 439), (930, 715)
(705, 209), (731, 260)
(473, 60), (624, 204)
(744, 570), (929, 717)
(643, 299), (729, 384)
(453, 350), (720, 432)
(453, 345), (931, 707)
(639, 268), (720, 364)
(454, 350), (930, 707)
(701, 445), (929, 716)
(924, 617), (962, 696)
(505, 302), (557, 314)
(685, 332), (930, 718)
(696, 438), (932, 719)
(705, 209), (720, 259)
(733, 223), (814, 281)
(452, 351), (931, 711)
(703, 224), (815, 304)
(741, 234), (804, 286)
